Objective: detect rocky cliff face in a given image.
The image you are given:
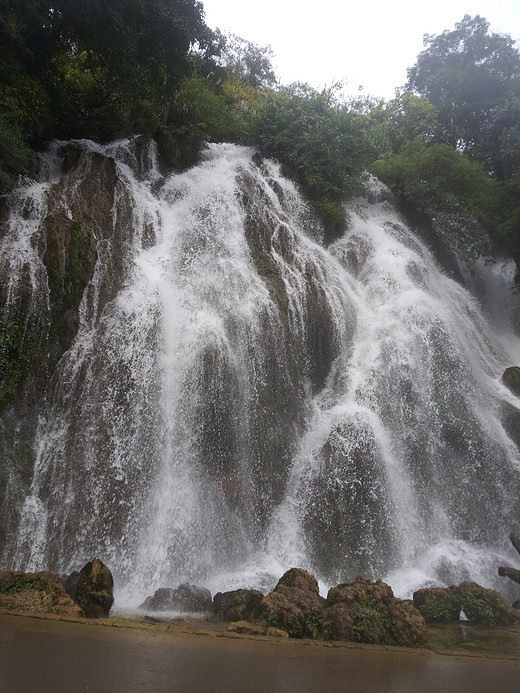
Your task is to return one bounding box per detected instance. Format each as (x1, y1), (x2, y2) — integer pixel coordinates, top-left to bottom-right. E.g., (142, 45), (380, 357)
(1, 139), (519, 604)
(0, 140), (144, 556)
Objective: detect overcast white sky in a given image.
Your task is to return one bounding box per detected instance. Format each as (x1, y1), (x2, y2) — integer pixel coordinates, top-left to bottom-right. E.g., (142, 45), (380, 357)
(201, 0), (520, 98)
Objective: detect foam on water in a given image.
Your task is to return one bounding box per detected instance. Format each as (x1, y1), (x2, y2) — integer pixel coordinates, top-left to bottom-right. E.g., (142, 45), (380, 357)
(2, 141), (520, 606)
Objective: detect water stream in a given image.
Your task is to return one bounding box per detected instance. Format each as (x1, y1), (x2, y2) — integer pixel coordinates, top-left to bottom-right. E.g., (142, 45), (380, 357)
(1, 140), (519, 605)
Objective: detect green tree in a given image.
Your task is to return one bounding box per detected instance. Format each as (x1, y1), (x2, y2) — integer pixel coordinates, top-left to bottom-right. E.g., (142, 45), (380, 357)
(0, 0), (56, 142)
(0, 0), (214, 145)
(48, 0), (213, 138)
(374, 92), (439, 154)
(215, 32), (277, 89)
(372, 141), (496, 257)
(0, 114), (33, 191)
(406, 15), (520, 177)
(351, 92), (439, 160)
(252, 83), (371, 238)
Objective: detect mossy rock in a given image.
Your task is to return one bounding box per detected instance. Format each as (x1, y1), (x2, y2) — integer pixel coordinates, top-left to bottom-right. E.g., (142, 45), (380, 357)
(74, 558), (114, 618)
(226, 620), (265, 636)
(213, 588), (264, 621)
(259, 568), (328, 639)
(327, 577), (428, 647)
(413, 587), (461, 623)
(456, 582), (515, 626)
(414, 583), (515, 627)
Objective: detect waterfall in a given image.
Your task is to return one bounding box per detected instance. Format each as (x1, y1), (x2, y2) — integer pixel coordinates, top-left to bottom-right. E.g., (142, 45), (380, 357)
(1, 139), (519, 605)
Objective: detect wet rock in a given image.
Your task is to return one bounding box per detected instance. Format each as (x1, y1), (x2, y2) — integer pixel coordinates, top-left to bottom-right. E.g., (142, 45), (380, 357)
(498, 565), (520, 586)
(302, 418), (394, 582)
(142, 583), (212, 612)
(0, 570), (83, 617)
(259, 568), (327, 638)
(213, 588), (264, 621)
(74, 558), (114, 618)
(258, 569), (428, 645)
(502, 366), (520, 396)
(413, 582), (515, 626)
(501, 401), (520, 449)
(326, 576), (428, 647)
(455, 582), (515, 626)
(62, 570), (81, 600)
(412, 586), (461, 623)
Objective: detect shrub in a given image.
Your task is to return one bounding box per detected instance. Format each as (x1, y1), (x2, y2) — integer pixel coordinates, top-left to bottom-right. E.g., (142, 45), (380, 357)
(252, 83), (371, 240)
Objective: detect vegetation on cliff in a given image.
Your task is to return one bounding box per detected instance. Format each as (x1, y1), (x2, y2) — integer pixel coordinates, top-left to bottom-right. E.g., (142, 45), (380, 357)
(1, 6), (519, 260)
(373, 15), (520, 265)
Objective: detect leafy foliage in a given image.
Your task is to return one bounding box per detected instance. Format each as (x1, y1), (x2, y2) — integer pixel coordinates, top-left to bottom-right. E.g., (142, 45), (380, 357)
(0, 114), (33, 191)
(0, 0), (212, 148)
(1, 6), (519, 271)
(286, 608), (333, 640)
(0, 577), (46, 594)
(406, 15), (520, 177)
(494, 176), (520, 267)
(252, 83), (371, 238)
(350, 597), (399, 645)
(363, 92), (439, 156)
(372, 141), (495, 257)
(413, 591), (460, 623)
(373, 15), (520, 265)
(215, 32), (277, 89)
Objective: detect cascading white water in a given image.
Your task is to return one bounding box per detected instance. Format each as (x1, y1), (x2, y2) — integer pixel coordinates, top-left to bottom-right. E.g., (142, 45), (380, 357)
(1, 139), (519, 605)
(266, 191), (520, 597)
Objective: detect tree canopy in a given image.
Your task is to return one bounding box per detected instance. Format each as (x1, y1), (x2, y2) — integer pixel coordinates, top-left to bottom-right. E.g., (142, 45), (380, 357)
(0, 0), (212, 145)
(252, 83), (371, 238)
(406, 15), (520, 177)
(1, 7), (520, 272)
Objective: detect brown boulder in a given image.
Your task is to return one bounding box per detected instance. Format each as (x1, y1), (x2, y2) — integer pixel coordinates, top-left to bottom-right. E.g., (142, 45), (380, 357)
(413, 582), (515, 626)
(412, 586), (460, 623)
(0, 570), (83, 617)
(455, 582), (515, 626)
(259, 568), (327, 638)
(326, 576), (428, 648)
(74, 558), (114, 618)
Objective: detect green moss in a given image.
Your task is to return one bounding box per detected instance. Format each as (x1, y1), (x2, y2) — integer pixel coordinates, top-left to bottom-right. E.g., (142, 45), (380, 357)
(0, 577), (46, 594)
(460, 586), (514, 626)
(414, 593), (460, 623)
